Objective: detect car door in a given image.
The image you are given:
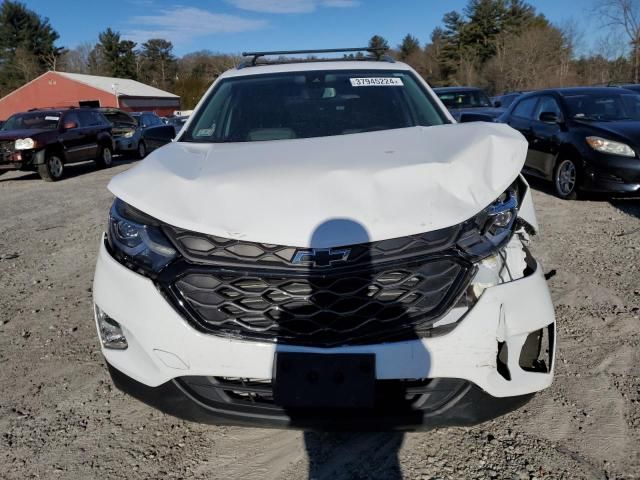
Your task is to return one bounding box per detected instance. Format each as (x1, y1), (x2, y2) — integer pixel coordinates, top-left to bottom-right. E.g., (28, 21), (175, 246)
(142, 125), (175, 151)
(72, 110), (99, 161)
(58, 111), (84, 163)
(530, 95), (564, 179)
(506, 96), (540, 175)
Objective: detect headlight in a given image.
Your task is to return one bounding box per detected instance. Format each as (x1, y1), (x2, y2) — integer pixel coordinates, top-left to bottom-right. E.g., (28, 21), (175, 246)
(14, 138), (36, 150)
(457, 182), (520, 260)
(586, 136), (635, 158)
(107, 199), (177, 276)
(123, 130), (135, 138)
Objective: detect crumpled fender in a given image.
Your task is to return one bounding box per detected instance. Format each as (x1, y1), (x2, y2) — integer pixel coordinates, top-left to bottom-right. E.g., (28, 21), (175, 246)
(109, 123), (528, 247)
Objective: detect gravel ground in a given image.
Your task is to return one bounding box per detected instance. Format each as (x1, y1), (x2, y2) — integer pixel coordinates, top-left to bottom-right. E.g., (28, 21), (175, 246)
(0, 160), (638, 480)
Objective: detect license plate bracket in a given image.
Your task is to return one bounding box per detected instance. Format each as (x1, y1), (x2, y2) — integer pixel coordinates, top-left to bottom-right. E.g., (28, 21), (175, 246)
(273, 352), (375, 408)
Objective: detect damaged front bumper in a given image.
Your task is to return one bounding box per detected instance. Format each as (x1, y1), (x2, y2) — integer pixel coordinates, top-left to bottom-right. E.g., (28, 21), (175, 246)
(93, 229), (555, 428)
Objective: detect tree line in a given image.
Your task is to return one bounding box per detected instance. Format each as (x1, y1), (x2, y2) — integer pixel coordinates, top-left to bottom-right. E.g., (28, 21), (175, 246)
(1, 0), (639, 109)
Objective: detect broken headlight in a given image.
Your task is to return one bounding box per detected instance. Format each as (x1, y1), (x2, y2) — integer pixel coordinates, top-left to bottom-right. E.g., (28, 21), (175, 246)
(457, 182), (520, 260)
(107, 198), (177, 276)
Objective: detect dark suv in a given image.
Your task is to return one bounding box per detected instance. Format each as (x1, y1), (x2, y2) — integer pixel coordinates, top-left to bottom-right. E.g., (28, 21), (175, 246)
(0, 107), (114, 181)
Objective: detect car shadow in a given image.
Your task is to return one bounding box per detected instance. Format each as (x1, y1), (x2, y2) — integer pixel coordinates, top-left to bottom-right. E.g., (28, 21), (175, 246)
(303, 431), (404, 479)
(0, 156), (137, 183)
(521, 175), (556, 197)
(271, 218), (431, 480)
(610, 197), (640, 219)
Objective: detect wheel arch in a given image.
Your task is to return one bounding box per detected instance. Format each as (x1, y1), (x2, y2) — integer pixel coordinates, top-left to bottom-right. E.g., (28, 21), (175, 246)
(43, 144), (66, 164)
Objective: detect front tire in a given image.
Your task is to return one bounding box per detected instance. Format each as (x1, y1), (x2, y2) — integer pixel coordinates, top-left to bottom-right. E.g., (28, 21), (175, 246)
(96, 145), (113, 169)
(136, 141), (147, 159)
(38, 152), (64, 181)
(553, 158), (579, 200)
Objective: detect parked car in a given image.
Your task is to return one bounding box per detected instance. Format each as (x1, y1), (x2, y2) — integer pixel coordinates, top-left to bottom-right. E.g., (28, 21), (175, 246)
(99, 109), (174, 159)
(93, 48), (555, 429)
(606, 82), (640, 92)
(0, 107), (113, 181)
(498, 87), (640, 199)
(433, 86), (504, 121)
(491, 91), (526, 109)
(166, 115), (189, 135)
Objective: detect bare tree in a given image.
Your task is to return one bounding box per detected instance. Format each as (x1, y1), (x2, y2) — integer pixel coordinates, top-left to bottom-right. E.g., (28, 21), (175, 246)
(59, 42), (94, 73)
(483, 24), (573, 92)
(594, 0), (640, 82)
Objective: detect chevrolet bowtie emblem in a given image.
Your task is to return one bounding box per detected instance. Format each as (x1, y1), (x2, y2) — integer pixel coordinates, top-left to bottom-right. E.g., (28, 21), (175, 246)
(292, 248), (351, 267)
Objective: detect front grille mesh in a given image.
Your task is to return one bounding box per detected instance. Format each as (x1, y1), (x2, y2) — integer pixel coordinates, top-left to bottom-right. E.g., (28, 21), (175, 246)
(159, 225), (473, 346)
(166, 261), (470, 347)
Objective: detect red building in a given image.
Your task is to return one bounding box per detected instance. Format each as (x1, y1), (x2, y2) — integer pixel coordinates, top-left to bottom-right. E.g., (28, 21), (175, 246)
(0, 71), (181, 120)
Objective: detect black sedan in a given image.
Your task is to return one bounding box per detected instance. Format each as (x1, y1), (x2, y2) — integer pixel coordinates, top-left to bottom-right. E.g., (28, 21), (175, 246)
(498, 87), (640, 199)
(433, 86), (504, 121)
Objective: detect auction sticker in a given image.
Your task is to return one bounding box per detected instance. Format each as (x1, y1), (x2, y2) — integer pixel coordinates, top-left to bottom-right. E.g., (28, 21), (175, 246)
(350, 77), (404, 87)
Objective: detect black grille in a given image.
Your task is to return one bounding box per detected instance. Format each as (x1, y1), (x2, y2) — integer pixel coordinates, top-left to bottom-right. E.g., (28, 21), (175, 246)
(163, 224), (463, 269)
(159, 226), (474, 347)
(0, 140), (14, 160)
(178, 375), (470, 413)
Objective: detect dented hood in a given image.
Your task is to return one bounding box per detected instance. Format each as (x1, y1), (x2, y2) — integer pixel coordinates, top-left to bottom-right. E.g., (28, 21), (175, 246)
(108, 123), (527, 248)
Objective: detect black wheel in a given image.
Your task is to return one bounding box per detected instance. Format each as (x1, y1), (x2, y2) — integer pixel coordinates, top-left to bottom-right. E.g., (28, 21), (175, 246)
(96, 145), (113, 169)
(553, 158), (579, 200)
(136, 141), (147, 159)
(37, 152), (64, 181)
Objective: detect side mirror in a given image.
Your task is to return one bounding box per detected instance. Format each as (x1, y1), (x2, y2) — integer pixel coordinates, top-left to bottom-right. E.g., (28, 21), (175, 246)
(459, 112), (495, 123)
(493, 100), (502, 108)
(62, 120), (78, 130)
(539, 111), (560, 124)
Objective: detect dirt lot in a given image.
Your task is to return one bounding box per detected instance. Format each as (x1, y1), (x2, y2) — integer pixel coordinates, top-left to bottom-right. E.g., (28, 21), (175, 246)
(0, 160), (639, 480)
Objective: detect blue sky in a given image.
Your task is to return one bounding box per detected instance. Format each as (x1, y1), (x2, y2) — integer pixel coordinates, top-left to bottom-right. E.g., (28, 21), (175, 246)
(24, 0), (599, 57)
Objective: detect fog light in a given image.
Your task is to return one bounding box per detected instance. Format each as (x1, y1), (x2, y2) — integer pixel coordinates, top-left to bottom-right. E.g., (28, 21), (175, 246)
(95, 305), (128, 350)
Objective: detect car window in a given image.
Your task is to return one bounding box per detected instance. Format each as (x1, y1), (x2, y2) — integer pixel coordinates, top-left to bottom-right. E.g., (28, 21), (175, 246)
(91, 111), (110, 125)
(501, 94), (520, 108)
(77, 110), (99, 127)
(436, 90), (492, 108)
(183, 70), (448, 143)
(534, 96), (562, 121)
(512, 97), (538, 120)
(64, 112), (80, 128)
(564, 93), (640, 121)
(1, 112), (61, 130)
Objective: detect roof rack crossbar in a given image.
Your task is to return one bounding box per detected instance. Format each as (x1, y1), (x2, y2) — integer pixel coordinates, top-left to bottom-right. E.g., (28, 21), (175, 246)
(239, 47), (391, 68)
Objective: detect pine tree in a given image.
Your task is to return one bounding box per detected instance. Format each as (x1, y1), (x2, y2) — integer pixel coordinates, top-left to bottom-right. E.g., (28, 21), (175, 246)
(96, 28), (137, 79)
(398, 34), (421, 61)
(139, 39), (176, 90)
(0, 1), (64, 94)
(368, 35), (389, 59)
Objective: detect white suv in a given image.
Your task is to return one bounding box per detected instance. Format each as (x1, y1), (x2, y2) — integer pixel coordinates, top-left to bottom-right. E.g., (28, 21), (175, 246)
(93, 48), (555, 429)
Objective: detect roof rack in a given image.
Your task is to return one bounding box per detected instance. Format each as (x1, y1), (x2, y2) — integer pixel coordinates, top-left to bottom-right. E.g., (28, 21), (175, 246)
(238, 47), (394, 69)
(27, 106), (77, 112)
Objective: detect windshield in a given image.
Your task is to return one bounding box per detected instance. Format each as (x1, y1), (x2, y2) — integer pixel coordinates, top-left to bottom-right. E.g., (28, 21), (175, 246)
(436, 90), (492, 109)
(564, 93), (640, 121)
(2, 112), (61, 131)
(182, 70), (447, 143)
